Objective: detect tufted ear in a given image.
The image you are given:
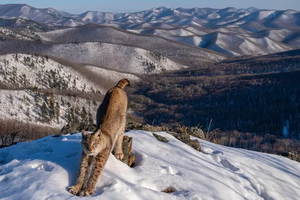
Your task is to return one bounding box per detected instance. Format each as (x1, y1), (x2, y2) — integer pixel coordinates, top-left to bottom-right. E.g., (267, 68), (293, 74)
(94, 130), (102, 137)
(82, 130), (88, 138)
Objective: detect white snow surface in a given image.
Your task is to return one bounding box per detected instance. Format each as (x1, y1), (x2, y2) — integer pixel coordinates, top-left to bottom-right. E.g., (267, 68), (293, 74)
(0, 54), (139, 92)
(0, 131), (299, 200)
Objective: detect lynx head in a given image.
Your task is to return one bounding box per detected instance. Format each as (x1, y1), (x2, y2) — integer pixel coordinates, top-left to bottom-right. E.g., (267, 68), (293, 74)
(81, 130), (102, 156)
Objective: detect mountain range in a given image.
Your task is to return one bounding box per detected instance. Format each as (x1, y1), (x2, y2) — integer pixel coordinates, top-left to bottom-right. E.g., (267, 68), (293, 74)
(0, 4), (298, 30)
(1, 4), (300, 57)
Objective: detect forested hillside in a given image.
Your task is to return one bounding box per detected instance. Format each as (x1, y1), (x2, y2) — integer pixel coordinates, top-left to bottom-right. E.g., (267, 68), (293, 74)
(129, 52), (300, 139)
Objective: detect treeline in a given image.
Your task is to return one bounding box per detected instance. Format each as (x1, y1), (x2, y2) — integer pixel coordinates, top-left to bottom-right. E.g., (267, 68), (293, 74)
(0, 119), (59, 147)
(129, 56), (300, 140)
(211, 130), (300, 154)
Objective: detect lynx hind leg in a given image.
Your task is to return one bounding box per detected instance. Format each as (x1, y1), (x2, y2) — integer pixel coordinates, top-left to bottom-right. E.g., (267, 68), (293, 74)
(113, 127), (124, 160)
(80, 148), (110, 196)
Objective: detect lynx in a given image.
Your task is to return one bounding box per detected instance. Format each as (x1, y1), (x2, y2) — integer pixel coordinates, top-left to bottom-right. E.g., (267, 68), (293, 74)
(68, 79), (130, 196)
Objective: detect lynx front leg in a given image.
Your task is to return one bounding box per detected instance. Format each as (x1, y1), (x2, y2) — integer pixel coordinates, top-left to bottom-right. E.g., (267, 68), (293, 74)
(68, 152), (91, 196)
(80, 148), (110, 197)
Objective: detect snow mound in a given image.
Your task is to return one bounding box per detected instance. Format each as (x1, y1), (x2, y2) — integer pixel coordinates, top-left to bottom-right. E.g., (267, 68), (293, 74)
(0, 131), (299, 200)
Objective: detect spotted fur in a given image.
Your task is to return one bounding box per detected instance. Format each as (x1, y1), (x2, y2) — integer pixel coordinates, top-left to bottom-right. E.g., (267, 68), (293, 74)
(68, 78), (129, 196)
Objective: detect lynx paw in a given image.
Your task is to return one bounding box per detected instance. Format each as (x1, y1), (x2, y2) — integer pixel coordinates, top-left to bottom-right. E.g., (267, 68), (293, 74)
(79, 189), (95, 197)
(114, 152), (124, 160)
(68, 186), (81, 196)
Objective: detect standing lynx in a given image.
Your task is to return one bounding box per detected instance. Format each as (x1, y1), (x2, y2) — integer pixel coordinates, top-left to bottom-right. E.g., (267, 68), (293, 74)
(68, 78), (130, 196)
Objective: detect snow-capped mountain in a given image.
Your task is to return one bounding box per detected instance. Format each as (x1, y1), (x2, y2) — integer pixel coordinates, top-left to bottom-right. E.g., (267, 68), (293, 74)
(0, 130), (299, 199)
(1, 4), (299, 30)
(0, 25), (225, 67)
(1, 4), (300, 57)
(0, 4), (78, 26)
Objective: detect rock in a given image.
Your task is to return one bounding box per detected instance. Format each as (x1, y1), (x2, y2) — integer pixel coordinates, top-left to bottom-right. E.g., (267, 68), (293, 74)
(142, 124), (164, 132)
(186, 140), (202, 151)
(126, 120), (169, 132)
(54, 122), (96, 137)
(126, 120), (144, 131)
(118, 136), (135, 167)
(288, 151), (300, 162)
(176, 126), (205, 140)
(188, 127), (205, 140)
(85, 124), (97, 132)
(162, 188), (175, 193)
(153, 133), (169, 143)
(168, 132), (201, 152)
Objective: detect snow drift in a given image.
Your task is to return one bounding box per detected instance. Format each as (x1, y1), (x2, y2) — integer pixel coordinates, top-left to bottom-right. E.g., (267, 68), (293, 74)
(0, 131), (299, 200)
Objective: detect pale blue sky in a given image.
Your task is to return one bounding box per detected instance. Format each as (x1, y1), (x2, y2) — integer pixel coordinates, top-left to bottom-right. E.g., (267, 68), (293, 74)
(1, 0), (299, 13)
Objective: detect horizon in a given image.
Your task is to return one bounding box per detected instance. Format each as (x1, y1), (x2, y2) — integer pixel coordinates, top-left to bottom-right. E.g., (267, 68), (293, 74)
(0, 1), (299, 14)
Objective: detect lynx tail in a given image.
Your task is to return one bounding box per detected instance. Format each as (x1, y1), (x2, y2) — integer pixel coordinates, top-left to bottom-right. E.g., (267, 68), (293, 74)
(116, 78), (130, 89)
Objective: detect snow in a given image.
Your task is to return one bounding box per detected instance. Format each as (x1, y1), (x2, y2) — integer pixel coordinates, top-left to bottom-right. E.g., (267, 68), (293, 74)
(0, 131), (299, 200)
(185, 27), (208, 35)
(257, 10), (276, 20)
(81, 12), (96, 22)
(0, 27), (33, 41)
(0, 54), (141, 128)
(84, 65), (140, 82)
(0, 54), (102, 93)
(31, 42), (184, 74)
(207, 13), (220, 19)
(153, 28), (194, 37)
(0, 89), (99, 128)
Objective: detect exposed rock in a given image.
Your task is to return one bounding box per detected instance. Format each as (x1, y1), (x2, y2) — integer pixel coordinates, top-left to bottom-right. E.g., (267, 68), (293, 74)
(188, 127), (205, 140)
(187, 140), (202, 151)
(126, 120), (144, 131)
(175, 126), (205, 140)
(168, 132), (201, 152)
(152, 133), (169, 143)
(118, 136), (135, 167)
(126, 120), (169, 132)
(162, 188), (175, 193)
(53, 122), (96, 137)
(288, 151), (300, 162)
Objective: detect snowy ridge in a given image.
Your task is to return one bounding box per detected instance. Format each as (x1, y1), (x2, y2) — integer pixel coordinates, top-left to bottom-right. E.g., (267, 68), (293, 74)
(0, 4), (299, 31)
(0, 131), (299, 199)
(0, 54), (140, 127)
(45, 42), (185, 74)
(0, 54), (104, 93)
(0, 27), (34, 40)
(0, 89), (97, 128)
(1, 4), (300, 57)
(34, 26), (226, 65)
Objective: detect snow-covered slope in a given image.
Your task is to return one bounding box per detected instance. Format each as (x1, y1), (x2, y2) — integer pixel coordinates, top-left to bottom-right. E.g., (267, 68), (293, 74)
(36, 42), (185, 74)
(198, 32), (294, 56)
(0, 17), (54, 31)
(2, 26), (225, 67)
(0, 53), (140, 127)
(0, 4), (80, 26)
(0, 27), (36, 40)
(0, 131), (299, 200)
(1, 4), (299, 31)
(1, 4), (300, 57)
(0, 43), (185, 74)
(0, 53), (139, 93)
